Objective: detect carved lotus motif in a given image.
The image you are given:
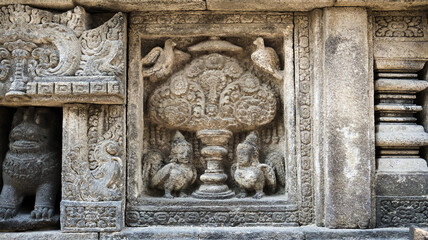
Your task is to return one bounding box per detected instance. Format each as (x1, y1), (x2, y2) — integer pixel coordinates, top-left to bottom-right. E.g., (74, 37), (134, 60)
(148, 53), (277, 132)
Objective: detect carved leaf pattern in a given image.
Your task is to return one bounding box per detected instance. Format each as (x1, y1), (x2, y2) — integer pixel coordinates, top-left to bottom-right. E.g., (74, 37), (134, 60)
(149, 53), (277, 132)
(77, 13), (125, 76)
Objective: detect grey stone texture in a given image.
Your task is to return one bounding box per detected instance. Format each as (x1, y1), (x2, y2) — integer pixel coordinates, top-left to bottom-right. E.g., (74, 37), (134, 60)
(100, 226), (409, 240)
(2, 0), (428, 11)
(0, 231), (98, 240)
(0, 1), (428, 239)
(316, 7), (373, 229)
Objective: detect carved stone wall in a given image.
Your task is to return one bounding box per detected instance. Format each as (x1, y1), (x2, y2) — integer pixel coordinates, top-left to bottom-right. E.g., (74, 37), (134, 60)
(1, 2), (428, 239)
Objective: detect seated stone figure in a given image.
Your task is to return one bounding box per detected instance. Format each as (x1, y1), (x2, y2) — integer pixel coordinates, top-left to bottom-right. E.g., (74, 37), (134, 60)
(151, 131), (197, 198)
(232, 131), (277, 199)
(0, 107), (60, 219)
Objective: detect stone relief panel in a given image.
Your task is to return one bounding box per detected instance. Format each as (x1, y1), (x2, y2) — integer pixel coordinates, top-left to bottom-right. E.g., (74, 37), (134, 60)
(0, 107), (62, 231)
(127, 11), (308, 227)
(0, 4), (126, 106)
(61, 104), (125, 232)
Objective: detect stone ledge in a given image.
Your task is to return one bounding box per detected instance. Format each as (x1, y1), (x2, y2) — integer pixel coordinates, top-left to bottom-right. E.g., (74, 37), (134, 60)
(0, 231), (98, 240)
(0, 226), (411, 239)
(100, 226), (410, 240)
(1, 0), (428, 11)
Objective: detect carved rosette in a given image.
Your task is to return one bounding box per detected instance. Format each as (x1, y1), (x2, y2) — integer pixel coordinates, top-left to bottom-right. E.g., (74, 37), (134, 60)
(148, 53), (276, 132)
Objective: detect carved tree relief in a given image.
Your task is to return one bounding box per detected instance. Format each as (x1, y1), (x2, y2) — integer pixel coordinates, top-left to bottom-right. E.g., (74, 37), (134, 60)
(146, 38), (278, 199)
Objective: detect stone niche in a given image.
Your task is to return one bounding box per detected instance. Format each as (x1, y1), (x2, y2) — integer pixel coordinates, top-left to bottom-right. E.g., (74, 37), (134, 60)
(127, 12), (314, 227)
(0, 4), (127, 232)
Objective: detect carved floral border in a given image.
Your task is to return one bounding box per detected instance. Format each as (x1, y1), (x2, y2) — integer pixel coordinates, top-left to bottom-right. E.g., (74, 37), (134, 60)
(295, 14), (314, 225)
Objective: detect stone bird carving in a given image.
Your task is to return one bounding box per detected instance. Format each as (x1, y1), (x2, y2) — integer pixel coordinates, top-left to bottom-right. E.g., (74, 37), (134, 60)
(150, 131), (197, 198)
(66, 139), (123, 202)
(265, 151), (286, 188)
(141, 39), (190, 82)
(251, 37), (283, 81)
(231, 131), (277, 199)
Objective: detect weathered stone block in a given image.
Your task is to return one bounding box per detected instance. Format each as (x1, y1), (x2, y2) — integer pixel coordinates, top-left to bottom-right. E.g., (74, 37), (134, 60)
(320, 7), (373, 229)
(61, 200), (123, 232)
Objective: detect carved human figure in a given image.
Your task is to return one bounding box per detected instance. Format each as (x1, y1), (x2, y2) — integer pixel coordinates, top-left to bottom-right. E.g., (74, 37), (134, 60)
(232, 131), (277, 199)
(151, 131), (197, 198)
(0, 107), (60, 219)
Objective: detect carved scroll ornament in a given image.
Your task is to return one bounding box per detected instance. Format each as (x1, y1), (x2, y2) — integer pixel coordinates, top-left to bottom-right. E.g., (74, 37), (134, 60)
(148, 53), (277, 132)
(0, 5), (124, 100)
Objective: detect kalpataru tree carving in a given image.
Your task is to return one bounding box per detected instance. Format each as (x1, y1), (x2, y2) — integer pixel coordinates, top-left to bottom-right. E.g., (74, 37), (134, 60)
(0, 4), (125, 104)
(147, 38), (277, 199)
(128, 11), (296, 227)
(0, 107), (61, 225)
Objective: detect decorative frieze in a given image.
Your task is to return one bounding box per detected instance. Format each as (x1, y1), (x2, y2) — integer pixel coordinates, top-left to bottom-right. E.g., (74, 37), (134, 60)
(61, 201), (122, 232)
(295, 14), (314, 225)
(131, 12), (292, 25)
(127, 210), (297, 227)
(0, 4), (126, 105)
(377, 196), (428, 227)
(373, 12), (427, 41)
(126, 198), (298, 227)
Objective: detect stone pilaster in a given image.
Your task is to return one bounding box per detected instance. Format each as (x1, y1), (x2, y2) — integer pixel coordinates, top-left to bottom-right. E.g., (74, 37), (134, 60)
(317, 7), (374, 228)
(61, 104), (126, 232)
(373, 11), (428, 228)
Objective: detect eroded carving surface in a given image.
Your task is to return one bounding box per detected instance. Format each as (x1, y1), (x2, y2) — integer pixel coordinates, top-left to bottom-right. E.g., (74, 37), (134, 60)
(377, 197), (428, 227)
(148, 52), (276, 132)
(147, 131), (197, 198)
(130, 11), (295, 227)
(77, 13), (125, 76)
(232, 132), (282, 199)
(63, 105), (123, 202)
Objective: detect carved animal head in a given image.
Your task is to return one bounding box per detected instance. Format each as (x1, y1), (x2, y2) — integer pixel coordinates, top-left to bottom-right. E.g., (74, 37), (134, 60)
(94, 139), (120, 163)
(165, 39), (177, 48)
(9, 107), (60, 153)
(253, 37), (265, 48)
